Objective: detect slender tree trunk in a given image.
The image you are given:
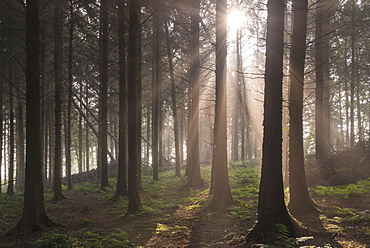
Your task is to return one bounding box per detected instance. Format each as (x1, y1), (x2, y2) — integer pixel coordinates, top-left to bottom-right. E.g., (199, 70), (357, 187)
(208, 0), (233, 210)
(49, 111), (54, 185)
(344, 49), (349, 145)
(16, 73), (25, 191)
(40, 27), (47, 185)
(7, 33), (15, 196)
(288, 0), (317, 215)
(315, 0), (326, 159)
(164, 21), (181, 177)
(126, 0), (142, 215)
(115, 0), (128, 198)
(100, 0), (110, 189)
(78, 85), (83, 173)
(53, 0), (66, 201)
(350, 1), (356, 146)
(246, 0), (295, 241)
(85, 84), (90, 172)
(66, 0), (74, 190)
(152, 3), (161, 181)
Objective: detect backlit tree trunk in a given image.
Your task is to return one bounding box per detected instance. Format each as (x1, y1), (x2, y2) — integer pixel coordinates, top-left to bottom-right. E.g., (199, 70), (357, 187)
(246, 0), (295, 241)
(165, 20), (181, 178)
(288, 0), (317, 215)
(184, 0), (205, 190)
(208, 0), (233, 210)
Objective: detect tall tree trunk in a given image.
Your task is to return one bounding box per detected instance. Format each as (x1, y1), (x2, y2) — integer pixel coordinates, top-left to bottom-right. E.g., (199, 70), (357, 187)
(165, 20), (181, 177)
(246, 0), (295, 241)
(7, 21), (15, 196)
(288, 0), (317, 215)
(115, 0), (128, 198)
(0, 38), (3, 194)
(152, 2), (161, 181)
(11, 0), (53, 232)
(350, 1), (356, 146)
(85, 84), (90, 172)
(100, 0), (110, 189)
(208, 0), (233, 210)
(16, 71), (25, 192)
(66, 0), (74, 190)
(126, 0), (142, 215)
(48, 110), (54, 184)
(184, 0), (205, 190)
(53, 0), (66, 201)
(315, 0), (327, 159)
(78, 85), (83, 173)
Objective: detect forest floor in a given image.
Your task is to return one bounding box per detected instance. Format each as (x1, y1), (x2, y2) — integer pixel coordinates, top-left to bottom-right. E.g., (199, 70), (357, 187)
(1, 165), (370, 247)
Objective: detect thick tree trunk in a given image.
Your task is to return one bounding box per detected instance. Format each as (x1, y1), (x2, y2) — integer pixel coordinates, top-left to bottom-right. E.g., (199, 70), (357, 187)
(184, 0), (205, 190)
(246, 0), (295, 242)
(11, 0), (53, 232)
(126, 0), (142, 215)
(208, 0), (233, 210)
(288, 0), (317, 215)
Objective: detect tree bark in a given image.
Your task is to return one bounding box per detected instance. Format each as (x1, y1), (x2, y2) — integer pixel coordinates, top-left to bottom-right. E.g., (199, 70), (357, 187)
(115, 0), (128, 198)
(152, 1), (161, 181)
(165, 20), (181, 177)
(126, 0), (142, 215)
(183, 0), (205, 190)
(288, 0), (317, 215)
(53, 0), (67, 201)
(11, 0), (53, 232)
(315, 0), (327, 159)
(66, 0), (74, 190)
(208, 0), (233, 210)
(246, 0), (295, 242)
(100, 0), (110, 190)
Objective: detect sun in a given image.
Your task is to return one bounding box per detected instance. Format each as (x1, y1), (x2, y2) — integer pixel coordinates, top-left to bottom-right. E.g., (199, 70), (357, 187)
(227, 8), (247, 31)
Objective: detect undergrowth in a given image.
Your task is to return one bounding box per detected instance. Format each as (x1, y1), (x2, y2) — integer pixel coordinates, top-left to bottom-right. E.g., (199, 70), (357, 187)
(311, 178), (370, 199)
(30, 229), (136, 247)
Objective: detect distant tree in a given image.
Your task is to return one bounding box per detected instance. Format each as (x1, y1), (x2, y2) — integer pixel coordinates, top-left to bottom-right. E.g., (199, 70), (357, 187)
(7, 0), (15, 196)
(315, 0), (328, 159)
(208, 0), (233, 210)
(183, 0), (205, 190)
(246, 0), (295, 242)
(99, 0), (110, 190)
(11, 0), (54, 232)
(152, 0), (161, 181)
(288, 0), (317, 215)
(115, 0), (128, 198)
(66, 0), (74, 190)
(165, 20), (181, 178)
(126, 0), (142, 215)
(53, 0), (67, 201)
